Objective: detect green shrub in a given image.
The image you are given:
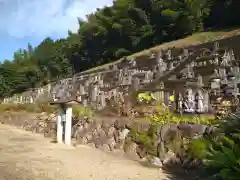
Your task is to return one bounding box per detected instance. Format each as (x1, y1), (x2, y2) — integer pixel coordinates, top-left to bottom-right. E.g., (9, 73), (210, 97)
(129, 123), (157, 156)
(129, 101), (216, 159)
(187, 138), (210, 160)
(0, 103), (95, 118)
(72, 104), (94, 117)
(199, 113), (240, 180)
(137, 92), (240, 180)
(137, 94), (215, 125)
(203, 136), (240, 180)
(218, 112), (240, 144)
(0, 103), (57, 114)
(148, 106), (215, 125)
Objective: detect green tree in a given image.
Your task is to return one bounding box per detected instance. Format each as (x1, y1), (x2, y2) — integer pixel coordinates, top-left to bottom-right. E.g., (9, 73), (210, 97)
(0, 0), (239, 98)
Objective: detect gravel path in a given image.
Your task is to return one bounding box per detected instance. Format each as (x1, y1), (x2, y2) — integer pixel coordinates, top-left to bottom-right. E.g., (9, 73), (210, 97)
(0, 124), (170, 180)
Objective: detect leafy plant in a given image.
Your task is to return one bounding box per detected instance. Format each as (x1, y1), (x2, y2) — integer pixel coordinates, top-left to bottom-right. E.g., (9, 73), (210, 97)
(197, 112), (240, 180)
(187, 138), (210, 160)
(129, 123), (158, 156)
(203, 136), (240, 180)
(137, 92), (155, 104)
(147, 105), (214, 125)
(0, 103), (56, 114)
(72, 105), (94, 118)
(218, 112), (240, 144)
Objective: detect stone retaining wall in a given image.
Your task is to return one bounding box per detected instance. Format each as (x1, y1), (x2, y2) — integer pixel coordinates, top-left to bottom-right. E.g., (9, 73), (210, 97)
(0, 112), (56, 137)
(0, 112), (146, 163)
(0, 112), (208, 168)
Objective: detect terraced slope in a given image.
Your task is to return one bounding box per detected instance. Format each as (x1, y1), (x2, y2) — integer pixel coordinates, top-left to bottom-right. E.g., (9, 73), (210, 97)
(83, 28), (240, 74)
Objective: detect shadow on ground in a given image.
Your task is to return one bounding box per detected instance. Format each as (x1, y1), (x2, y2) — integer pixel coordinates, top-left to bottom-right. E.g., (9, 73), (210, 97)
(50, 139), (57, 143)
(139, 161), (204, 180)
(162, 165), (203, 180)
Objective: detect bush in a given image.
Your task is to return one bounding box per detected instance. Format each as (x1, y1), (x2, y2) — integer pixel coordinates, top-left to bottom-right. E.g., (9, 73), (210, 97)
(148, 105), (215, 125)
(203, 136), (240, 180)
(129, 103), (216, 160)
(129, 123), (158, 156)
(137, 95), (215, 125)
(199, 113), (240, 180)
(72, 104), (94, 117)
(0, 103), (95, 117)
(187, 138), (210, 160)
(0, 103), (57, 114)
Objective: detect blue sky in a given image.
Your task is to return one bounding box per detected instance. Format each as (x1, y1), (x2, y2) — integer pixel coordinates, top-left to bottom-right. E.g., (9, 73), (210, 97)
(0, 0), (113, 61)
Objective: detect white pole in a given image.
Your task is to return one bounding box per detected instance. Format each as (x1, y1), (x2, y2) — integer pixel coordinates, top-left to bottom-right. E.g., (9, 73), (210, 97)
(65, 106), (72, 146)
(57, 107), (63, 144)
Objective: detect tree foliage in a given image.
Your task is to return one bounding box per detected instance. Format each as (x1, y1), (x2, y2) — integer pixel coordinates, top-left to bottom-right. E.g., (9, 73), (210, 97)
(0, 0), (239, 98)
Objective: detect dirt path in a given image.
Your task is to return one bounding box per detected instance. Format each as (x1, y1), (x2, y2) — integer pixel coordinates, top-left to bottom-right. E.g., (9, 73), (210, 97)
(0, 124), (170, 180)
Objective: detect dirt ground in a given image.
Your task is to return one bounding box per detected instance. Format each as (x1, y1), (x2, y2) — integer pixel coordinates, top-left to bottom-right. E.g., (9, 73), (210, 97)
(0, 124), (170, 180)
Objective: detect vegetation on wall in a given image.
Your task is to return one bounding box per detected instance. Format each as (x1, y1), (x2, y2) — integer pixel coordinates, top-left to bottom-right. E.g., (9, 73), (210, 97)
(0, 103), (94, 117)
(131, 94), (240, 179)
(0, 0), (239, 98)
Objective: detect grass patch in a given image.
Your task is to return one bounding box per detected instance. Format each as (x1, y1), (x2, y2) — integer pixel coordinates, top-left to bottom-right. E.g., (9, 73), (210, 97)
(0, 103), (57, 114)
(0, 103), (95, 117)
(72, 104), (94, 117)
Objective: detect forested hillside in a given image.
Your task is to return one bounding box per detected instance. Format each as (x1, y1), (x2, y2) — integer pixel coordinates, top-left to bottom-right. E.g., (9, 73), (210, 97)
(0, 0), (239, 98)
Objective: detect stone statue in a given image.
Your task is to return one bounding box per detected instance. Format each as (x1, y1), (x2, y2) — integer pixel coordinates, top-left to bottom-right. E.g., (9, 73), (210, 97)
(195, 90), (204, 113)
(168, 62), (174, 70)
(186, 65), (194, 79)
(184, 89), (195, 113)
(234, 66), (240, 74)
(229, 67), (234, 76)
(197, 74), (203, 86)
(131, 60), (137, 68)
(178, 55), (182, 62)
(156, 54), (163, 64)
(159, 82), (164, 89)
(229, 49), (235, 61)
(214, 57), (219, 65)
(183, 49), (189, 57)
(221, 50), (230, 67)
(156, 50), (163, 60)
(219, 68), (227, 79)
(157, 52), (167, 72)
(166, 49), (172, 60)
(150, 52), (156, 58)
(211, 69), (220, 83)
(213, 42), (219, 55)
(176, 92), (183, 113)
(222, 76), (228, 85)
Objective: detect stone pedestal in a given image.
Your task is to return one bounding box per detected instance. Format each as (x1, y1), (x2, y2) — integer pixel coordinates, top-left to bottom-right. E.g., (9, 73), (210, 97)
(203, 91), (209, 112)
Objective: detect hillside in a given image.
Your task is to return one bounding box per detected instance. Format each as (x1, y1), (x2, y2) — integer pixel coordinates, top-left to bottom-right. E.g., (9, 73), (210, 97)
(0, 0), (240, 98)
(4, 30), (240, 108)
(84, 28), (240, 73)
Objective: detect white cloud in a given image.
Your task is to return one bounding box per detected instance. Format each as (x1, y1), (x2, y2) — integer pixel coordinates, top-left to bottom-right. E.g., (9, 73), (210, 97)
(0, 0), (113, 38)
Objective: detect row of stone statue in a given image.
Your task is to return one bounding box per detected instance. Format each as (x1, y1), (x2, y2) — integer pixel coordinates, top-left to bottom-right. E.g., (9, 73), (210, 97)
(175, 89), (207, 113)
